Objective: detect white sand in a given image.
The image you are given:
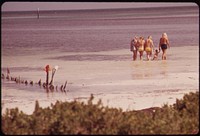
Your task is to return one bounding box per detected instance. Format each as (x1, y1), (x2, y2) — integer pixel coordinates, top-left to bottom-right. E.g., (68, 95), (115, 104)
(1, 46), (199, 114)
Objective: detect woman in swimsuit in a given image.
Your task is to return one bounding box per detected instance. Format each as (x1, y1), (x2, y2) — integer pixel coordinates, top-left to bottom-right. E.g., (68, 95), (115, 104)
(159, 33), (170, 60)
(138, 36), (145, 60)
(145, 36), (154, 61)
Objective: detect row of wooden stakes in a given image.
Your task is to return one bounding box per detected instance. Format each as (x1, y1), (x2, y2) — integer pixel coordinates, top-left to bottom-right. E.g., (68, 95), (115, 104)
(1, 66), (69, 93)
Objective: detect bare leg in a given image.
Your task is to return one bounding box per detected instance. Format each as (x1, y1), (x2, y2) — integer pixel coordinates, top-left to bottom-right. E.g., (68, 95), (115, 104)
(162, 49), (167, 60)
(162, 49), (164, 60)
(163, 49), (167, 60)
(135, 50), (138, 60)
(146, 52), (148, 60)
(150, 51), (152, 60)
(133, 51), (137, 61)
(147, 52), (150, 61)
(140, 51), (143, 60)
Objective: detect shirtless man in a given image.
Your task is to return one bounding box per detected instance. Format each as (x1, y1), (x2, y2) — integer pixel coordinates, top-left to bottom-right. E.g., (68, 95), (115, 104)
(145, 36), (154, 61)
(159, 33), (170, 60)
(138, 37), (145, 60)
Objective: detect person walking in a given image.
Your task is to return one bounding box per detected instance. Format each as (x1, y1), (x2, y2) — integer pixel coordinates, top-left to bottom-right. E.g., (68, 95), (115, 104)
(138, 36), (145, 60)
(159, 33), (170, 60)
(145, 36), (154, 61)
(130, 36), (138, 61)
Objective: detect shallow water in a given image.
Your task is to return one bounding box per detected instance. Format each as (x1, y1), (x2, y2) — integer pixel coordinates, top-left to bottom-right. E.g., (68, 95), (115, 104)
(1, 46), (199, 114)
(1, 5), (199, 114)
(2, 6), (199, 56)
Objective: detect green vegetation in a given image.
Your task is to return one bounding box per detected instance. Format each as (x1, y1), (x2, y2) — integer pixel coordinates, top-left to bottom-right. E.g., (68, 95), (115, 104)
(2, 92), (199, 135)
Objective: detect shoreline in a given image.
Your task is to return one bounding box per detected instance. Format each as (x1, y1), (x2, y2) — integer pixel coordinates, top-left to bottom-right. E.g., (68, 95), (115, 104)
(1, 89), (198, 115)
(1, 46), (199, 115)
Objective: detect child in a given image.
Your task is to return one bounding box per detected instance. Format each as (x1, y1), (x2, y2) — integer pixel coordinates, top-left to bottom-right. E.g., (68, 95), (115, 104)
(153, 49), (160, 60)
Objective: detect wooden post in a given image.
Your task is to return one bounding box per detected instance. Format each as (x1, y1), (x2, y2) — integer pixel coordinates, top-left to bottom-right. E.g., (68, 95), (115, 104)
(37, 8), (40, 19)
(45, 65), (50, 86)
(49, 68), (55, 85)
(49, 66), (58, 85)
(46, 71), (49, 85)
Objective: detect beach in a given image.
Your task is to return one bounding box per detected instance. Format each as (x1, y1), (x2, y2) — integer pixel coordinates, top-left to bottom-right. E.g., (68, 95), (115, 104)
(1, 46), (199, 114)
(1, 5), (199, 115)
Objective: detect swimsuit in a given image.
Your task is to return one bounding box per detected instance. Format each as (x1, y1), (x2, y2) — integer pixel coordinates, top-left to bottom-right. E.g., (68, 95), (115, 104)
(138, 46), (144, 51)
(161, 44), (167, 50)
(145, 47), (151, 52)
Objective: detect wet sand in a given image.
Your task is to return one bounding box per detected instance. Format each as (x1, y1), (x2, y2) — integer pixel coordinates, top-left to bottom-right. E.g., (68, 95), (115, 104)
(1, 46), (199, 114)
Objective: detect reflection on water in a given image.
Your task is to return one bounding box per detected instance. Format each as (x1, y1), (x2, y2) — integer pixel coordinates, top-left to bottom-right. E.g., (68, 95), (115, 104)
(130, 61), (154, 80)
(160, 61), (168, 77)
(45, 87), (67, 98)
(131, 71), (153, 79)
(130, 60), (170, 80)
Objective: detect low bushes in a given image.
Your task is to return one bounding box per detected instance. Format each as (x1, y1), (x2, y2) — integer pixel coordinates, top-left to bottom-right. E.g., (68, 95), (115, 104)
(2, 92), (199, 134)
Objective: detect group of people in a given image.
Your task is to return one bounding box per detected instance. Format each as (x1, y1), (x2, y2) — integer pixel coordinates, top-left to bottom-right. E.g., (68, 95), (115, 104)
(130, 33), (170, 61)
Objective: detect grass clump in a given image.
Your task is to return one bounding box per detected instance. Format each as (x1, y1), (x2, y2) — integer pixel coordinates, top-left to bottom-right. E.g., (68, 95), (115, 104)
(2, 92), (199, 135)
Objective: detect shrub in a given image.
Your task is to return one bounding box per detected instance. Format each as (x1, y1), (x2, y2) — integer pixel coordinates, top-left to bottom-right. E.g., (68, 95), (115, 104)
(1, 92), (199, 134)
